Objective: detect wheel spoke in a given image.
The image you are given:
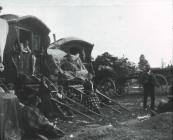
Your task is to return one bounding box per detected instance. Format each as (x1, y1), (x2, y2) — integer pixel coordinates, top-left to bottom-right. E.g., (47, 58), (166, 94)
(97, 78), (117, 97)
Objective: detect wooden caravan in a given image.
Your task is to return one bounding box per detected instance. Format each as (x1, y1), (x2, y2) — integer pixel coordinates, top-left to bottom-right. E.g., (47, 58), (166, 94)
(0, 14), (50, 82)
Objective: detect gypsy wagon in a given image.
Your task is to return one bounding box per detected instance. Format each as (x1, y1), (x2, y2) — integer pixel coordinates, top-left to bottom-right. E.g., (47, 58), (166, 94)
(0, 14), (51, 106)
(47, 37), (98, 103)
(0, 15), (66, 139)
(0, 14), (50, 83)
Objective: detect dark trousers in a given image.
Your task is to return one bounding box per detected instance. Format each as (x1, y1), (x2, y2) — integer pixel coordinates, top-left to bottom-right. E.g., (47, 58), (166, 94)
(143, 84), (155, 109)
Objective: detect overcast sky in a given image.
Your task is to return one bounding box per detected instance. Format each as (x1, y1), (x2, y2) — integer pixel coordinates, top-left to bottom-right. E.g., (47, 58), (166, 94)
(0, 0), (172, 67)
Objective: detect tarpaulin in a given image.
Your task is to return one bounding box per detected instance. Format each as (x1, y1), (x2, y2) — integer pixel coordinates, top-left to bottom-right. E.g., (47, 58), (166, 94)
(0, 18), (9, 62)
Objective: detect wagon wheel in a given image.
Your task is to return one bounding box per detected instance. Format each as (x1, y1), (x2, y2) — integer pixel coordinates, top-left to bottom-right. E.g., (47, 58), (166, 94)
(155, 74), (169, 95)
(97, 78), (117, 97)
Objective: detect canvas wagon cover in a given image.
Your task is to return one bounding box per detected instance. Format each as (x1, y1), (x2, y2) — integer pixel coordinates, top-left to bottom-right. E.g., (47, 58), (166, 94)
(0, 18), (8, 62)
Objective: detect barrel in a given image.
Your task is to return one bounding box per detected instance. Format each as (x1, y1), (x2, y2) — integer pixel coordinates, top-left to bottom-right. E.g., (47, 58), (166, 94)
(0, 93), (21, 140)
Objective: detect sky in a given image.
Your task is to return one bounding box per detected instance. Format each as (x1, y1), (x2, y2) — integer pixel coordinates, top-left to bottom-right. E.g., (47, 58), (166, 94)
(0, 0), (172, 67)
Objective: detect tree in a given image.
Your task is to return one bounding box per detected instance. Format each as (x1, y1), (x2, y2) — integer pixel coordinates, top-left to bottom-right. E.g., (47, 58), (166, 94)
(138, 54), (150, 72)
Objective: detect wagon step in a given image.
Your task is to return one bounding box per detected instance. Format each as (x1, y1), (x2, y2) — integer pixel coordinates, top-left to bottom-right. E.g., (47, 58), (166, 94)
(51, 98), (95, 121)
(96, 89), (130, 112)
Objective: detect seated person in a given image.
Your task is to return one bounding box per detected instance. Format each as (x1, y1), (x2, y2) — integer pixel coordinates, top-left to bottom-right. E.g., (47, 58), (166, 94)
(19, 40), (31, 54)
(20, 95), (65, 139)
(83, 78), (101, 114)
(59, 47), (89, 82)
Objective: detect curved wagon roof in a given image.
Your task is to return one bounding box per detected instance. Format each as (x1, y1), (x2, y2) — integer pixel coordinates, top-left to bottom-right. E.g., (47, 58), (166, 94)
(49, 37), (94, 61)
(0, 14), (50, 34)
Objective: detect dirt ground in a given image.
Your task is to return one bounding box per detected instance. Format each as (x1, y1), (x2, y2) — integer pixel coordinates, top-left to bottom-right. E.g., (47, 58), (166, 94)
(54, 94), (172, 140)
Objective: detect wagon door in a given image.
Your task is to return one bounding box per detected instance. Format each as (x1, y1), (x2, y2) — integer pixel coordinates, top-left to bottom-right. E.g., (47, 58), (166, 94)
(19, 28), (32, 74)
(32, 33), (41, 75)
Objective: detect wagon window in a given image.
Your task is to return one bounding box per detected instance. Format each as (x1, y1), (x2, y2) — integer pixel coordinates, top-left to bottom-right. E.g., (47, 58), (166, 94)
(19, 29), (32, 47)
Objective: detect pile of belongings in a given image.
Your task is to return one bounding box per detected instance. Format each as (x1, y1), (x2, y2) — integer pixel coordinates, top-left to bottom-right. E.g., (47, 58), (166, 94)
(156, 84), (173, 113)
(0, 92), (65, 140)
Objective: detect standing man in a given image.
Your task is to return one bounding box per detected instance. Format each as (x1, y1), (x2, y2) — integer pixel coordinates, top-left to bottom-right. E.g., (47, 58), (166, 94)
(143, 69), (158, 110)
(0, 6), (9, 72)
(138, 54), (158, 110)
